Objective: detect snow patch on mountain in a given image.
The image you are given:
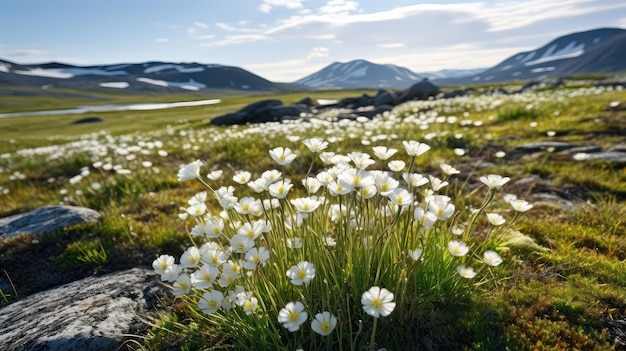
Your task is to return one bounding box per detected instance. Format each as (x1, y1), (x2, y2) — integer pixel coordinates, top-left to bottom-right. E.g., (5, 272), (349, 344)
(136, 77), (206, 90)
(14, 68), (74, 79)
(143, 64), (205, 74)
(524, 41), (585, 66)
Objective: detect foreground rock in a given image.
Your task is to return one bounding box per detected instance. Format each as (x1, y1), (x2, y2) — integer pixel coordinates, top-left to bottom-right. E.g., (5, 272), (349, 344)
(0, 268), (167, 351)
(0, 205), (101, 239)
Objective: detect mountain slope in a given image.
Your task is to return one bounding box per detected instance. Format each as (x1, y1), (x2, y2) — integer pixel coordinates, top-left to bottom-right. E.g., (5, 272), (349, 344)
(0, 60), (288, 92)
(295, 59), (422, 89)
(436, 27), (626, 85)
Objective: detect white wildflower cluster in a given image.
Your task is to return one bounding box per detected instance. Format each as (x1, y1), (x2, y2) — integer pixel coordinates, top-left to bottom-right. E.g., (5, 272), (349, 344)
(154, 136), (532, 345)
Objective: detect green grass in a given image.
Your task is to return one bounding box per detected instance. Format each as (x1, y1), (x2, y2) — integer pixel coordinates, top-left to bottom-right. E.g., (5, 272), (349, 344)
(0, 81), (625, 349)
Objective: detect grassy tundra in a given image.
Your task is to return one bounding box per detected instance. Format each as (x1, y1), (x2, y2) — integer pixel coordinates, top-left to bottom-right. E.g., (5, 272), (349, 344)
(0, 81), (625, 350)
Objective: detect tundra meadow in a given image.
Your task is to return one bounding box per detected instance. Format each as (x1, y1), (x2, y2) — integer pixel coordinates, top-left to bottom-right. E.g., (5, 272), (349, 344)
(0, 79), (625, 350)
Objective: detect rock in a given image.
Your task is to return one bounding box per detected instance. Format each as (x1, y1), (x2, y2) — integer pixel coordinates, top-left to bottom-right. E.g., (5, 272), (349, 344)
(585, 151), (626, 165)
(398, 79), (440, 103)
(70, 116), (104, 124)
(373, 90), (397, 107)
(210, 99), (283, 125)
(0, 205), (102, 239)
(250, 104), (308, 123)
(297, 97), (314, 107)
(560, 145), (603, 154)
(510, 141), (577, 155)
(0, 268), (167, 351)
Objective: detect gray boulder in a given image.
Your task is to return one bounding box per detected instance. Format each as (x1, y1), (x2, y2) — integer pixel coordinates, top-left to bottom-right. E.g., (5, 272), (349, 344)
(398, 79), (440, 103)
(70, 116), (104, 124)
(210, 99), (283, 125)
(0, 205), (102, 239)
(510, 141), (578, 155)
(0, 268), (167, 351)
(373, 90), (397, 107)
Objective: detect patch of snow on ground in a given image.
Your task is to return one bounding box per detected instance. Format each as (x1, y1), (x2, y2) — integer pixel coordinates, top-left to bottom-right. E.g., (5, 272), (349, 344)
(530, 67), (556, 73)
(524, 41), (584, 66)
(137, 77), (168, 87)
(0, 62), (10, 72)
(14, 68), (74, 79)
(99, 82), (129, 89)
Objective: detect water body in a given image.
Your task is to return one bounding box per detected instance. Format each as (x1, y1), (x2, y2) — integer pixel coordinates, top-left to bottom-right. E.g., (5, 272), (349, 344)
(0, 99), (221, 119)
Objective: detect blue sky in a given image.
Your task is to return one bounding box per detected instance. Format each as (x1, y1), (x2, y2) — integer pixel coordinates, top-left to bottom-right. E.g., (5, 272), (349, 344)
(1, 0), (625, 82)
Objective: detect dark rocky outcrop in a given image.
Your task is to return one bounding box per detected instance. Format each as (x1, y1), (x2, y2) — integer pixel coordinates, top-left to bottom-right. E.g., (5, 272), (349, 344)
(374, 90), (397, 107)
(398, 79), (440, 103)
(0, 268), (167, 351)
(71, 116), (104, 124)
(0, 205), (102, 239)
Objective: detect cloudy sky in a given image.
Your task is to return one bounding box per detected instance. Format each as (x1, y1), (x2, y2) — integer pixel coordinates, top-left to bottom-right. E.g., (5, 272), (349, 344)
(1, 0), (625, 82)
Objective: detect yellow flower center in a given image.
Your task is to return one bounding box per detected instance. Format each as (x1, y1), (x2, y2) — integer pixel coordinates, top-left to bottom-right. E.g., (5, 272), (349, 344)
(372, 298), (383, 309)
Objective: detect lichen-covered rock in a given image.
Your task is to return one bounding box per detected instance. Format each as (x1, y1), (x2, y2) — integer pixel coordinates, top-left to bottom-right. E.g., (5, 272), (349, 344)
(0, 205), (101, 239)
(0, 268), (166, 351)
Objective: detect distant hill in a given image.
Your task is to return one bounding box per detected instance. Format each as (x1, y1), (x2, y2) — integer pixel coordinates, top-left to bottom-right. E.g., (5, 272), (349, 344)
(435, 27), (626, 86)
(0, 60), (292, 92)
(294, 59), (485, 89)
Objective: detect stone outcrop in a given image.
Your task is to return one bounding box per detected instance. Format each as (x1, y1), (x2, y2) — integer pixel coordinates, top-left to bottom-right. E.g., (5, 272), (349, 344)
(210, 79), (442, 126)
(0, 205), (102, 239)
(0, 268), (167, 351)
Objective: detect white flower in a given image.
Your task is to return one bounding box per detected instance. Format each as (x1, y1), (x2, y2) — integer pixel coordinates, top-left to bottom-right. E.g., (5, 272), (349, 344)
(180, 246), (201, 268)
(278, 301), (308, 332)
(348, 151), (375, 169)
(290, 196), (322, 213)
(311, 311), (337, 336)
(440, 163), (460, 176)
(302, 177), (322, 193)
(427, 195), (455, 220)
(286, 261), (316, 286)
(241, 296), (259, 315)
(408, 248), (423, 261)
(303, 137), (328, 153)
(483, 250), (503, 267)
(361, 286), (396, 318)
(414, 207), (438, 229)
(172, 273), (192, 296)
(388, 160), (406, 172)
(486, 212), (506, 226)
(402, 140), (431, 157)
(448, 240), (469, 257)
(233, 171), (252, 184)
(403, 173), (429, 188)
(428, 175), (449, 191)
(375, 172), (399, 196)
(198, 290), (224, 315)
(338, 168), (375, 188)
(457, 265), (477, 278)
(509, 199), (533, 212)
(479, 174), (510, 189)
(387, 188), (413, 207)
(186, 203), (207, 217)
(230, 235), (255, 253)
(287, 237), (302, 249)
(190, 265), (220, 289)
(243, 246), (270, 269)
(206, 169), (223, 181)
(152, 254), (175, 276)
(268, 179), (293, 199)
(372, 146), (398, 160)
(269, 147), (296, 165)
(261, 169), (282, 183)
(177, 160), (202, 182)
(188, 191), (207, 205)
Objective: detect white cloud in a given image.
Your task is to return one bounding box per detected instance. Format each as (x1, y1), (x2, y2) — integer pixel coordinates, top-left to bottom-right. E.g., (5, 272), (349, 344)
(194, 22), (209, 29)
(258, 0), (305, 13)
(200, 34), (268, 47)
(319, 0), (359, 16)
(378, 43), (404, 48)
(155, 38), (169, 43)
(307, 47), (329, 60)
(215, 22), (237, 31)
(4, 49), (48, 57)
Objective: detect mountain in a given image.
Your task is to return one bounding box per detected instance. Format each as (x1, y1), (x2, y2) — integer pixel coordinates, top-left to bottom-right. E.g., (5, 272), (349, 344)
(417, 68), (487, 80)
(0, 60), (291, 92)
(435, 27), (626, 85)
(294, 59), (424, 89)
